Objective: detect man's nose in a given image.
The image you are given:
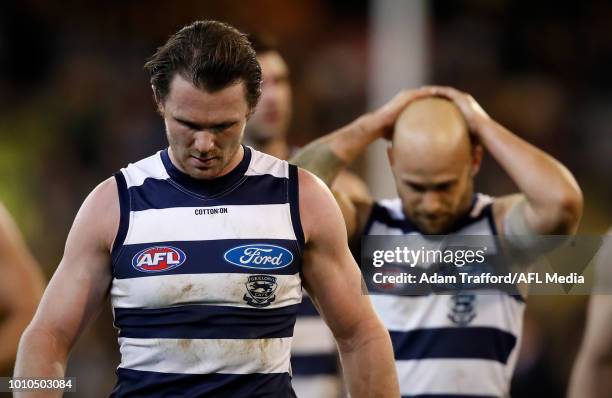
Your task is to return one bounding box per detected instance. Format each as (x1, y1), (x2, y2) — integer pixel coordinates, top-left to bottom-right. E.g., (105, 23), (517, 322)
(193, 130), (215, 153)
(421, 191), (442, 214)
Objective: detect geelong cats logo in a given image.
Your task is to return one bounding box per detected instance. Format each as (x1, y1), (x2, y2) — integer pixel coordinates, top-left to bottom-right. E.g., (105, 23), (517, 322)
(448, 293), (476, 326)
(244, 275), (278, 308)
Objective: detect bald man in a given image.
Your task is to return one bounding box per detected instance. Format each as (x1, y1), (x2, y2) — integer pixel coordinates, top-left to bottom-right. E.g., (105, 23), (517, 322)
(291, 86), (583, 397)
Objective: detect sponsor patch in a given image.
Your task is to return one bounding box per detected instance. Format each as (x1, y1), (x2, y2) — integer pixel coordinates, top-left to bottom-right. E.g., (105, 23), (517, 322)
(132, 246), (186, 273)
(224, 244), (293, 270)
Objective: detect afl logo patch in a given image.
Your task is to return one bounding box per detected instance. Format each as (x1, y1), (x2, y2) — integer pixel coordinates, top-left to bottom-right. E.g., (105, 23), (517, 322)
(224, 244), (293, 270)
(132, 246), (186, 273)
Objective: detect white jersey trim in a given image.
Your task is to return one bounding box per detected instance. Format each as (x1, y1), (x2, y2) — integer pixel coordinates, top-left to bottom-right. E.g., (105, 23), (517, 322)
(121, 151), (169, 188)
(245, 148), (289, 179)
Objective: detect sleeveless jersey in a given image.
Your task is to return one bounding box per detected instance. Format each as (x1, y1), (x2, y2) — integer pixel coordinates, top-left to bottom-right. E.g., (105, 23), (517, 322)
(364, 194), (525, 398)
(109, 146), (304, 397)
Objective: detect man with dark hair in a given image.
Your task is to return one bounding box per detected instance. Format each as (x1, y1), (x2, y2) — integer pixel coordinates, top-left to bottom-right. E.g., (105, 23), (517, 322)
(245, 33), (292, 159)
(291, 86), (583, 397)
(146, 21), (263, 111)
(14, 20), (399, 397)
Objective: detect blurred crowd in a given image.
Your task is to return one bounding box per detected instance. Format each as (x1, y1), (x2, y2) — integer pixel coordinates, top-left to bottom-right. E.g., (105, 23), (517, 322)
(0, 1), (610, 396)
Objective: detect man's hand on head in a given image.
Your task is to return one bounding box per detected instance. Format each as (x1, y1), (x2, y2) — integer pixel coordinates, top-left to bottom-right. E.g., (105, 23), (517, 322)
(423, 86), (491, 137)
(364, 87), (434, 141)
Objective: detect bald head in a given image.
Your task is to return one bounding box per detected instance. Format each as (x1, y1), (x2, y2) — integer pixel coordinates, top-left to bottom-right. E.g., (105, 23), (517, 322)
(393, 97), (470, 161)
(389, 97), (480, 234)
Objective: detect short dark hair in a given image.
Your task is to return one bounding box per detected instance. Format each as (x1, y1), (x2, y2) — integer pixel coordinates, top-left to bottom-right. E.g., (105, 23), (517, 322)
(144, 20), (262, 110)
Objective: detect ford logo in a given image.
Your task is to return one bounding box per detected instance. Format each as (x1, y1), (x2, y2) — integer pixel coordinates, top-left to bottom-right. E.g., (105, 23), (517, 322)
(224, 244), (294, 270)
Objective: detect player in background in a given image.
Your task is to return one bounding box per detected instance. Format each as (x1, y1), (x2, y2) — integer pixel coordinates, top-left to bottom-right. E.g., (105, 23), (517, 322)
(291, 86), (583, 397)
(246, 33), (370, 398)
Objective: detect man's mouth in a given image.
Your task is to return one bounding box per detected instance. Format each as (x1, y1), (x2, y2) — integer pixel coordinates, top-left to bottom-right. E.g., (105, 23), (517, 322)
(190, 155), (218, 167)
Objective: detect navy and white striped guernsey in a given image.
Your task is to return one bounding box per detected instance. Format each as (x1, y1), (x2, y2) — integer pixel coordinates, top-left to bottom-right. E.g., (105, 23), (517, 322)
(364, 194), (526, 398)
(109, 146), (304, 397)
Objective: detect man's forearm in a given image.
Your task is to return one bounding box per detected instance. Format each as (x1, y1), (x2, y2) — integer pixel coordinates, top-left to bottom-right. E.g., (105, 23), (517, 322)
(568, 355), (612, 398)
(290, 114), (382, 186)
(14, 327), (69, 397)
(337, 320), (399, 397)
(291, 88), (432, 186)
(478, 119), (582, 232)
(431, 86), (582, 233)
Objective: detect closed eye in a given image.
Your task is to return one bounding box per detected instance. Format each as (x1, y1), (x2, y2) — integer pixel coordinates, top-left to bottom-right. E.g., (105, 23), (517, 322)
(175, 118), (201, 130)
(405, 181), (456, 192)
(406, 183), (426, 193)
(433, 182), (454, 191)
(210, 122), (236, 133)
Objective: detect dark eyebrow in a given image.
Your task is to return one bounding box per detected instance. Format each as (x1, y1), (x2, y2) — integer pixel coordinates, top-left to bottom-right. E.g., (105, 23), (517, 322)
(403, 178), (458, 191)
(174, 117), (238, 131)
(174, 117), (202, 130)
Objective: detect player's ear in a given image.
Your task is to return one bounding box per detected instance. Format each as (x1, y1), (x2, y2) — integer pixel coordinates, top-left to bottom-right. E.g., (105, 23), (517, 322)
(470, 143), (483, 176)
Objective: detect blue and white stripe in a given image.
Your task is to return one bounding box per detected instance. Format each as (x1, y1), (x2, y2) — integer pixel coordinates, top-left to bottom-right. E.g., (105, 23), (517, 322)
(290, 295), (342, 398)
(365, 195), (525, 398)
(109, 146), (303, 397)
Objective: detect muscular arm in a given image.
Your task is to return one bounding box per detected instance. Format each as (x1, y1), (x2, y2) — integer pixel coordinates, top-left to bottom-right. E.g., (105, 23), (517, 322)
(290, 89), (429, 186)
(13, 178), (118, 396)
(298, 169), (399, 397)
(0, 204), (45, 373)
(568, 233), (612, 398)
(432, 86), (583, 235)
(291, 89), (430, 239)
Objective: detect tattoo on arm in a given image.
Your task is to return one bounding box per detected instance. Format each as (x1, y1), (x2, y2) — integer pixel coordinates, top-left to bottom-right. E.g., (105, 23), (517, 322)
(289, 141), (347, 187)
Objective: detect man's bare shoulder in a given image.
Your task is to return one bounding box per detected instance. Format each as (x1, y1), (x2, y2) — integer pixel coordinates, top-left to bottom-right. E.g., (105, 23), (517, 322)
(297, 168), (347, 245)
(73, 177), (120, 251)
(297, 168), (336, 214)
(491, 193), (523, 235)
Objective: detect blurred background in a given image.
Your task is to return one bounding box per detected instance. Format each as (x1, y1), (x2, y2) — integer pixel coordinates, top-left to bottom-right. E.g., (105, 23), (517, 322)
(0, 0), (610, 396)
